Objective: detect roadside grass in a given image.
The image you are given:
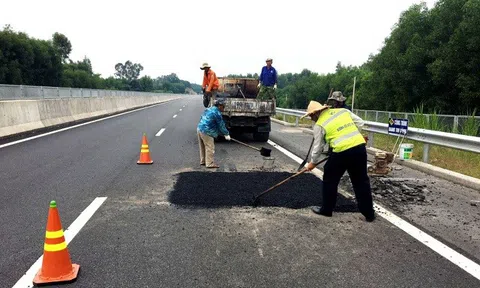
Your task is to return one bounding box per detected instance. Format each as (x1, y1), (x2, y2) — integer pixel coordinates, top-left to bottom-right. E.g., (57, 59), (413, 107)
(371, 134), (480, 179)
(274, 112), (480, 179)
(274, 113), (312, 126)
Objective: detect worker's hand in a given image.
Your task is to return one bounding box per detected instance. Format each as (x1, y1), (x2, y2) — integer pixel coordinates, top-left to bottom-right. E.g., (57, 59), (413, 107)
(225, 135), (231, 141)
(273, 84), (277, 90)
(257, 83), (261, 88)
(306, 162), (316, 171)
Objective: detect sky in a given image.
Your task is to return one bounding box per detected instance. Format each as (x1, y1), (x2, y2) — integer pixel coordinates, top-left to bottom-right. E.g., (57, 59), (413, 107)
(0, 0), (437, 85)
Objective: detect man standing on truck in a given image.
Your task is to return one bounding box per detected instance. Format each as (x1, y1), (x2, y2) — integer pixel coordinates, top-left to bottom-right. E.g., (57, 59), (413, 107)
(200, 63), (220, 107)
(301, 100), (375, 222)
(257, 58), (278, 100)
(197, 98), (231, 168)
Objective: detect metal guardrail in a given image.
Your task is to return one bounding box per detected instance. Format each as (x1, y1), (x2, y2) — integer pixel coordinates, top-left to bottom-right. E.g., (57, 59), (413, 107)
(353, 108), (480, 136)
(0, 84), (170, 100)
(275, 108), (480, 163)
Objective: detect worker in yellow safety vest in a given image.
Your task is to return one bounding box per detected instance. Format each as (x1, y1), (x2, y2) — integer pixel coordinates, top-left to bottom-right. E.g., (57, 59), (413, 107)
(301, 100), (375, 222)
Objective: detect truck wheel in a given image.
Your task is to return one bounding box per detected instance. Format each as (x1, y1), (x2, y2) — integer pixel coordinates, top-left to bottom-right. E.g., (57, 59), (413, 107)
(253, 132), (269, 142)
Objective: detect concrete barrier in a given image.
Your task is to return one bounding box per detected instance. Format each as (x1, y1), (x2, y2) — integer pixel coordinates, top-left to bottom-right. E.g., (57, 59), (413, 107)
(0, 95), (179, 138)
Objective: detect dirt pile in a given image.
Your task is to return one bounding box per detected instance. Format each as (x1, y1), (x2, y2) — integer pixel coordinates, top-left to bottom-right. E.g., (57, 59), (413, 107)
(340, 176), (431, 212)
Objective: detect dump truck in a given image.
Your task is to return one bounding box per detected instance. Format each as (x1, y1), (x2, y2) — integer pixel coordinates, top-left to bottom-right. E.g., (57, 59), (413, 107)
(206, 77), (276, 142)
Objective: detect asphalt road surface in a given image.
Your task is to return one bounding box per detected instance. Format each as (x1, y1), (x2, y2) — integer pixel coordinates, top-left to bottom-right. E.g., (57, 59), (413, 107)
(1, 96), (479, 287)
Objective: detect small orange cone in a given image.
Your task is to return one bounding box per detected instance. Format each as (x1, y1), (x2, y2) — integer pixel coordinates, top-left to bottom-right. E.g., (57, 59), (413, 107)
(137, 133), (153, 165)
(33, 200), (80, 286)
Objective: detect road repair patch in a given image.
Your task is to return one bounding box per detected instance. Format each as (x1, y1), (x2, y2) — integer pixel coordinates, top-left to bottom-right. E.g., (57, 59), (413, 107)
(168, 171), (358, 211)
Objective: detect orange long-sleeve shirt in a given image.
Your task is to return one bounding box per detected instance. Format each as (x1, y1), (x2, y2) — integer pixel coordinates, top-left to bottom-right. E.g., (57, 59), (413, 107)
(202, 69), (219, 92)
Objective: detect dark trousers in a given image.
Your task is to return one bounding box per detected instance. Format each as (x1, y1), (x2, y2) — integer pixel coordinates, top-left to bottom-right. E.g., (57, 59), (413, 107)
(322, 144), (374, 218)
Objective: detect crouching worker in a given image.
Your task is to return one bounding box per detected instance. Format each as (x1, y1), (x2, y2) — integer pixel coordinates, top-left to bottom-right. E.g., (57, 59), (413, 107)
(301, 100), (375, 222)
(197, 98), (231, 168)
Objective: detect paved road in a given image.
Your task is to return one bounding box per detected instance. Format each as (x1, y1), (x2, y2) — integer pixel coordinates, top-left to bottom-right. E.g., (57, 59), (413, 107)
(1, 97), (479, 287)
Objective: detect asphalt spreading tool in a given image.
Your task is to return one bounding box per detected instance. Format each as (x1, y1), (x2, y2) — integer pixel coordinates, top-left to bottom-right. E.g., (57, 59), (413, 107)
(231, 138), (271, 157)
(253, 157), (329, 205)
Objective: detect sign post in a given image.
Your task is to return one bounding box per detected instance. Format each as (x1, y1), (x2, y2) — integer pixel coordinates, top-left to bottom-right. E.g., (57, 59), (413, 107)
(388, 118), (409, 157)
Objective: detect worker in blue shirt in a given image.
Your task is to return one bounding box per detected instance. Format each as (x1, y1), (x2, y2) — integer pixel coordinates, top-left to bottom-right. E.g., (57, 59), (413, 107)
(197, 98), (231, 168)
(257, 58), (278, 100)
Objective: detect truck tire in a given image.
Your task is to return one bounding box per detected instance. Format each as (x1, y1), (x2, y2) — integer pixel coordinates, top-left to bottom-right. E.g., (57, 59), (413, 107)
(253, 132), (269, 142)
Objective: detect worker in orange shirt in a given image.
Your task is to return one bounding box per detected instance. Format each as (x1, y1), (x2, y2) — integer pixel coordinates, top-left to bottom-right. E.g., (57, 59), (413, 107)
(200, 63), (220, 107)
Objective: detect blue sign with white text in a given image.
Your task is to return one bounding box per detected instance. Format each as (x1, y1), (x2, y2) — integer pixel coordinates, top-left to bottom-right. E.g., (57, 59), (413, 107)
(388, 118), (408, 135)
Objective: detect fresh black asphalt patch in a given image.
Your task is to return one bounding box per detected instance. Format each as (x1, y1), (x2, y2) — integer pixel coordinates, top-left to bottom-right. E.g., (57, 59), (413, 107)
(169, 171), (359, 211)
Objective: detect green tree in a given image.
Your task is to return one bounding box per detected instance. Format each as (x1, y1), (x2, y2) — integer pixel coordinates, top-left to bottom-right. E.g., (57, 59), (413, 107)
(114, 61), (144, 81)
(52, 32), (72, 63)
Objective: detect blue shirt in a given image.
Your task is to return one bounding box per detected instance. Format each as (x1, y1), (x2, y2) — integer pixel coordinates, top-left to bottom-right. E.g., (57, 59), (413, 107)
(259, 66), (277, 87)
(197, 106), (230, 138)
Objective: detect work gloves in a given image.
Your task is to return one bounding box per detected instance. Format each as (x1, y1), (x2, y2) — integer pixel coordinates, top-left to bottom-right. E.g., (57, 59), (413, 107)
(225, 135), (231, 141)
(273, 84), (277, 90)
(257, 83), (261, 88)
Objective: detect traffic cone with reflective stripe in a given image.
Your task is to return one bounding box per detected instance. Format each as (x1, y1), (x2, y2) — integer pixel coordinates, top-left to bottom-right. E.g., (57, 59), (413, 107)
(33, 200), (80, 286)
(137, 133), (153, 165)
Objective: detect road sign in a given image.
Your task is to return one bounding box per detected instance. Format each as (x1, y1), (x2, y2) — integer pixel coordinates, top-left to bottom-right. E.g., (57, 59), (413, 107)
(388, 118), (408, 135)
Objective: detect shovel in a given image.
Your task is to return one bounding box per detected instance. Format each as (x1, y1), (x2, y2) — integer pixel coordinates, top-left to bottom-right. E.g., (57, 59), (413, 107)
(230, 138), (272, 157)
(252, 157), (329, 205)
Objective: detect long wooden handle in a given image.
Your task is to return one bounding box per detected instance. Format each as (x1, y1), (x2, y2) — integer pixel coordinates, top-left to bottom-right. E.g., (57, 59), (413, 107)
(256, 168), (308, 198)
(231, 138), (260, 151)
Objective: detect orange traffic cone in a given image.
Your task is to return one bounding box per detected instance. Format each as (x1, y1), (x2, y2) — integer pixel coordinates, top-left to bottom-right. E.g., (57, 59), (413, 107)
(33, 200), (80, 286)
(137, 133), (153, 165)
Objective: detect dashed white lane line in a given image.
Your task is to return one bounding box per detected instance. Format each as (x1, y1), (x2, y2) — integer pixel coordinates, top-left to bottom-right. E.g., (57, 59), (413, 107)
(267, 139), (480, 281)
(179, 109), (183, 111)
(12, 197), (108, 288)
(173, 114), (177, 118)
(0, 99), (179, 150)
(155, 128), (166, 137)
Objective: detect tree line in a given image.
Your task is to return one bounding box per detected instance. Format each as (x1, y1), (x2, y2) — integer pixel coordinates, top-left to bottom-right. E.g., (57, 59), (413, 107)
(0, 25), (201, 94)
(230, 0), (480, 116)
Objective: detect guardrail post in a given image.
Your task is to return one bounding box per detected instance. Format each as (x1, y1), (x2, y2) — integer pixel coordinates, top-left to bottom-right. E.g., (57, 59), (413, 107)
(375, 111), (379, 122)
(283, 114), (286, 122)
(453, 116), (459, 133)
(295, 117), (299, 127)
(368, 132), (374, 148)
(423, 144), (430, 163)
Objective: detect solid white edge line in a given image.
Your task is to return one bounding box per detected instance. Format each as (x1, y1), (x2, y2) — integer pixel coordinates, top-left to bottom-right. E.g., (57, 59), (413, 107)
(12, 197), (107, 288)
(155, 128), (166, 137)
(0, 99), (178, 150)
(173, 114), (177, 118)
(267, 139), (480, 281)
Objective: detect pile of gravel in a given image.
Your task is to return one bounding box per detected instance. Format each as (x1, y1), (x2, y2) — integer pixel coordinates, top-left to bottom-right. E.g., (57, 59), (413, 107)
(340, 176), (431, 212)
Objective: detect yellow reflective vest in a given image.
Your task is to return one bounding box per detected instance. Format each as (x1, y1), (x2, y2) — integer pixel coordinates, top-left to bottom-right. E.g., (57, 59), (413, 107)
(316, 108), (365, 153)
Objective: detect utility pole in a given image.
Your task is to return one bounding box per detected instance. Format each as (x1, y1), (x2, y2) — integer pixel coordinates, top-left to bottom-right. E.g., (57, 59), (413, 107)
(352, 76), (356, 111)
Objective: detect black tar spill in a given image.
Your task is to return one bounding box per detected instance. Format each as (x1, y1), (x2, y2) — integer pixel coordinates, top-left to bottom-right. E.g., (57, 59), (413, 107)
(169, 172), (359, 211)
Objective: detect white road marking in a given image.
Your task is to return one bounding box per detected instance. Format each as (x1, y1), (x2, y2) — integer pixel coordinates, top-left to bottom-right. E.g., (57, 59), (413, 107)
(179, 109), (183, 111)
(12, 197), (107, 288)
(155, 128), (166, 137)
(0, 99), (178, 150)
(267, 139), (480, 281)
(173, 114), (177, 118)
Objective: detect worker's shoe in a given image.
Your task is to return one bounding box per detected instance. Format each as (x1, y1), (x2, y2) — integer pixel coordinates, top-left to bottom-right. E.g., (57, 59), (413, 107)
(311, 206), (332, 217)
(364, 213), (376, 222)
(206, 164), (219, 169)
(200, 162), (205, 166)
